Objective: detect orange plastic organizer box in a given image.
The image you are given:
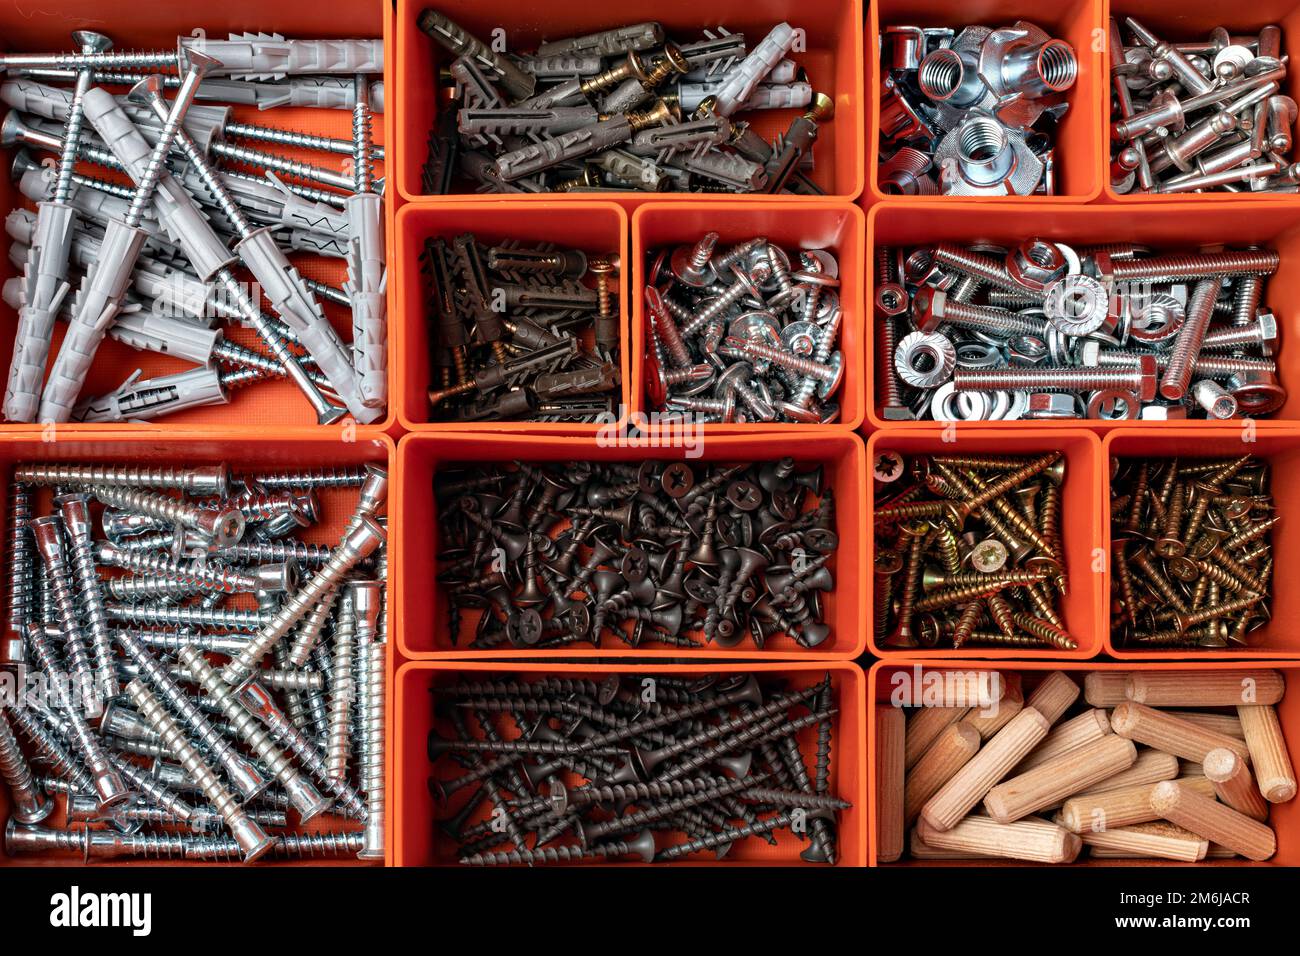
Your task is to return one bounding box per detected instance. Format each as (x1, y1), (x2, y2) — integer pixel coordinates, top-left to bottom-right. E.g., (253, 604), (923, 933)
(394, 0), (866, 205)
(0, 432), (395, 866)
(867, 202), (1300, 429)
(1106, 3), (1300, 203)
(632, 201), (866, 431)
(869, 661), (1300, 866)
(394, 201), (630, 434)
(866, 429), (1107, 659)
(394, 431), (867, 660)
(1104, 427), (1300, 660)
(395, 659), (867, 866)
(868, 0), (1105, 203)
(0, 0), (394, 433)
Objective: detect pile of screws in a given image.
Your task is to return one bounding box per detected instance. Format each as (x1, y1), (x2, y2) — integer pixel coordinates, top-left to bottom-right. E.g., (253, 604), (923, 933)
(878, 668), (1295, 863)
(419, 11), (833, 194)
(429, 671), (849, 864)
(1111, 456), (1275, 649)
(423, 232), (620, 423)
(435, 458), (838, 650)
(645, 234), (843, 424)
(876, 239), (1285, 421)
(1110, 19), (1298, 194)
(0, 30), (387, 425)
(878, 21), (1076, 196)
(0, 460), (388, 862)
(873, 450), (1071, 650)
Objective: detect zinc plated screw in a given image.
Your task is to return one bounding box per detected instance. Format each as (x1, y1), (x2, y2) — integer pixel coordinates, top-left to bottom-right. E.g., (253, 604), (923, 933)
(125, 678), (273, 863)
(239, 680), (368, 821)
(28, 517), (99, 715)
(178, 646), (331, 823)
(114, 629), (269, 802)
(87, 484), (244, 547)
(0, 707), (54, 824)
(5, 704), (94, 793)
(24, 623), (131, 810)
(221, 517), (384, 687)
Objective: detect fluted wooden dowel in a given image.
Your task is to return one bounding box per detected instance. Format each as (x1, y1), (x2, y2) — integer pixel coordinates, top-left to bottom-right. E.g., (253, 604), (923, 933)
(1060, 775), (1215, 833)
(1025, 671), (1080, 725)
(985, 735), (1137, 824)
(964, 676), (1023, 740)
(876, 706), (905, 863)
(921, 707), (1050, 832)
(905, 705), (968, 770)
(1015, 708), (1113, 774)
(1150, 780), (1276, 861)
(1084, 672), (1130, 707)
(1111, 701), (1251, 765)
(1203, 748), (1269, 821)
(1083, 822), (1209, 862)
(905, 721), (980, 826)
(1126, 670), (1285, 707)
(1238, 704), (1297, 803)
(917, 815), (1081, 864)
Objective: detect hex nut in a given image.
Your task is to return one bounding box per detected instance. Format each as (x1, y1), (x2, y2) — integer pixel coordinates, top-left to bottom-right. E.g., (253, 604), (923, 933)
(1007, 239), (1067, 292)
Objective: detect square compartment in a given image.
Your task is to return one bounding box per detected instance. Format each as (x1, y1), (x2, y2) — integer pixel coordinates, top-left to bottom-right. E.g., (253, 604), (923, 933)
(866, 428), (1106, 659)
(869, 0), (1104, 202)
(393, 201), (630, 433)
(0, 0), (394, 433)
(395, 659), (867, 866)
(631, 201), (865, 431)
(1106, 4), (1300, 202)
(869, 661), (1300, 865)
(394, 0), (866, 205)
(0, 431), (395, 866)
(394, 431), (867, 659)
(1105, 426), (1300, 659)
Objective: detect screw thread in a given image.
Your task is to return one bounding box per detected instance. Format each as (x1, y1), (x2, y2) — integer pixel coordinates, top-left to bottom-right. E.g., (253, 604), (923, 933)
(655, 811), (794, 861)
(7, 706), (93, 792)
(0, 708), (48, 819)
(326, 595), (357, 781)
(5, 483), (34, 633)
(105, 603), (268, 630)
(932, 242), (1023, 292)
(1160, 276), (1223, 401)
(953, 366), (1148, 394)
(212, 141), (353, 190)
(1111, 250), (1279, 280)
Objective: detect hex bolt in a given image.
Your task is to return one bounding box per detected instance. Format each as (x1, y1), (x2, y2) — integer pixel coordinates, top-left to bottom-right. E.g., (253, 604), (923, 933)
(1160, 277), (1224, 401)
(954, 360), (1157, 399)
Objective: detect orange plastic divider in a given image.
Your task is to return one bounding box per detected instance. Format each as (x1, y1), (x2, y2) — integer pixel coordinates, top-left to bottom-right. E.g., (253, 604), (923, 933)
(867, 201), (1300, 430)
(868, 660), (1300, 866)
(867, 0), (1105, 203)
(0, 431), (395, 866)
(395, 659), (867, 866)
(394, 430), (867, 660)
(393, 201), (630, 434)
(631, 201), (865, 431)
(394, 0), (866, 206)
(1104, 426), (1300, 659)
(1105, 3), (1300, 203)
(0, 1), (395, 434)
(866, 428), (1107, 659)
